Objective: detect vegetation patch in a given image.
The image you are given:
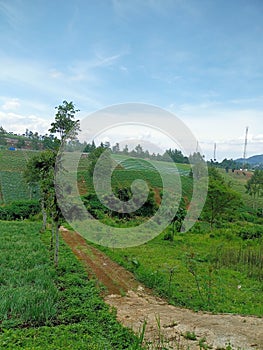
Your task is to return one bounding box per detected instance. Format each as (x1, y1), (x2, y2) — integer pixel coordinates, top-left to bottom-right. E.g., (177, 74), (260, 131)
(0, 222), (57, 328)
(0, 150), (40, 203)
(0, 200), (40, 220)
(99, 222), (263, 316)
(0, 221), (143, 349)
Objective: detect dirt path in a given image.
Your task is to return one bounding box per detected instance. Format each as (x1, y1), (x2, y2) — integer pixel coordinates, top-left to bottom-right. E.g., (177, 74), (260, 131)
(61, 228), (263, 350)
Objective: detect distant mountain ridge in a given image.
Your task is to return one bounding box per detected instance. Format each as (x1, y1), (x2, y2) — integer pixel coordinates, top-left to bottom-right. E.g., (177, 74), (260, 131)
(236, 154), (263, 166)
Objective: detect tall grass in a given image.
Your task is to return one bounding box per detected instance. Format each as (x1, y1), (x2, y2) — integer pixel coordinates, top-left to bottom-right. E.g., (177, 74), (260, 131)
(214, 242), (263, 281)
(0, 221), (58, 327)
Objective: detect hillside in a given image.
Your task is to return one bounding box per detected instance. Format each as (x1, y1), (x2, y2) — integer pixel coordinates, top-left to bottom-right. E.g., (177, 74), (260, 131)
(236, 154), (263, 167)
(1, 148), (263, 349)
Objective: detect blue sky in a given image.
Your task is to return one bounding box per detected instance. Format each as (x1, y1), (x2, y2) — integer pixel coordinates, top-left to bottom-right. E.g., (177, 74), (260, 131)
(0, 0), (262, 160)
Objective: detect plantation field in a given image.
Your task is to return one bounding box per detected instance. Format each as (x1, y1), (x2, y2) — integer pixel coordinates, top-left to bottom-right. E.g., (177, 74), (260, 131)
(0, 221), (57, 328)
(0, 221), (143, 349)
(77, 154), (193, 202)
(0, 150), (40, 203)
(112, 154), (190, 175)
(0, 171), (39, 203)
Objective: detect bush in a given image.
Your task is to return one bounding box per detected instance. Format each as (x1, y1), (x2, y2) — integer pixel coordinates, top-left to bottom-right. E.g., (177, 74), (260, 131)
(82, 186), (158, 221)
(237, 226), (263, 240)
(0, 200), (41, 220)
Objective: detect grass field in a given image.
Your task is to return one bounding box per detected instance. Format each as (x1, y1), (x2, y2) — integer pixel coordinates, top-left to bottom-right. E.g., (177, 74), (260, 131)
(0, 221), (143, 349)
(100, 221), (263, 316)
(220, 169), (263, 209)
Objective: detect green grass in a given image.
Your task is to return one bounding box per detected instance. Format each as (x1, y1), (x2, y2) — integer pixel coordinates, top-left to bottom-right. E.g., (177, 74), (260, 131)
(220, 169), (263, 209)
(98, 222), (263, 316)
(0, 221), (143, 349)
(0, 221), (57, 327)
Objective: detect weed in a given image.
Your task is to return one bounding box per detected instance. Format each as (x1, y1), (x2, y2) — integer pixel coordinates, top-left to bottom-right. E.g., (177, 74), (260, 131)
(184, 331), (197, 341)
(199, 337), (212, 349)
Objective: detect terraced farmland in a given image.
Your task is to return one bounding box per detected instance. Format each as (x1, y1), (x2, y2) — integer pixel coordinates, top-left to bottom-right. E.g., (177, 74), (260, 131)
(77, 154), (193, 200)
(112, 154), (190, 175)
(0, 150), (40, 203)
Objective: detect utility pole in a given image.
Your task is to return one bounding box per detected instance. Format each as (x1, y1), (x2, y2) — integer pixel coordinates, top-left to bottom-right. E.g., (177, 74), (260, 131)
(242, 127), (249, 170)
(213, 143), (217, 162)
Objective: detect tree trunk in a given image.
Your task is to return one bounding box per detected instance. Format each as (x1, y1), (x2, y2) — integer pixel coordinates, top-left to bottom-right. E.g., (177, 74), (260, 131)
(54, 221), (59, 268)
(41, 199), (47, 232)
(50, 222), (54, 250)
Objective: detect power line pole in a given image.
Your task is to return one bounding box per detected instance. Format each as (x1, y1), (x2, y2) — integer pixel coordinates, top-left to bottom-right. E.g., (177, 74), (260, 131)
(242, 126), (249, 170)
(196, 141), (199, 153)
(213, 143), (217, 162)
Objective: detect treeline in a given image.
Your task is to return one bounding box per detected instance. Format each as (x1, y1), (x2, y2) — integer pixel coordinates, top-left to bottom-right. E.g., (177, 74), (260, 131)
(0, 124), (252, 170)
(84, 141), (190, 164)
(209, 158), (251, 171)
(0, 125), (60, 150)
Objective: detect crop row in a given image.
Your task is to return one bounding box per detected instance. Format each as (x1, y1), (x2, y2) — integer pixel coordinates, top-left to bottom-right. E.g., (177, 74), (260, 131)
(113, 155), (190, 175)
(78, 168), (193, 201)
(0, 149), (38, 171)
(0, 171), (39, 203)
(0, 222), (57, 327)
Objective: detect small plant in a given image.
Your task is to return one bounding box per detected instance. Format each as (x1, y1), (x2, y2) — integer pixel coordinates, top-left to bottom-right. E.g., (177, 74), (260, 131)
(135, 319), (147, 348)
(184, 331), (197, 341)
(199, 337), (211, 349)
(225, 342), (233, 350)
(186, 252), (205, 304)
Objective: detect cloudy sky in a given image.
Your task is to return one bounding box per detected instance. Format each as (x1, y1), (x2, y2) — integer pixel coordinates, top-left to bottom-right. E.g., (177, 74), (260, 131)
(0, 0), (262, 160)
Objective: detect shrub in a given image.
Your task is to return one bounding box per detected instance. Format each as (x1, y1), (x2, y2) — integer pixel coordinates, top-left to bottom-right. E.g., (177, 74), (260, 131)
(237, 226), (263, 240)
(0, 200), (41, 220)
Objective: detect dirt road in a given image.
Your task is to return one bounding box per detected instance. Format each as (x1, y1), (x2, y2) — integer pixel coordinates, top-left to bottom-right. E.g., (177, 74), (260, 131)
(61, 228), (263, 350)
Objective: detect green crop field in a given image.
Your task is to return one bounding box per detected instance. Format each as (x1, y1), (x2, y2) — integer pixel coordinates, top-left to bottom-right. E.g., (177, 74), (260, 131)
(77, 154), (193, 201)
(112, 154), (190, 175)
(0, 150), (40, 203)
(0, 221), (58, 328)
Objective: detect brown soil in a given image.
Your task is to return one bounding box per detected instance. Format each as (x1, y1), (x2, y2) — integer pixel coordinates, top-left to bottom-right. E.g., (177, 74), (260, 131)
(61, 228), (263, 350)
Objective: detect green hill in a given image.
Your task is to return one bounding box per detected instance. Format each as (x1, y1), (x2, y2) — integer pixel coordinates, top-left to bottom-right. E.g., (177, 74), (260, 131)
(236, 154), (263, 167)
(220, 168), (263, 209)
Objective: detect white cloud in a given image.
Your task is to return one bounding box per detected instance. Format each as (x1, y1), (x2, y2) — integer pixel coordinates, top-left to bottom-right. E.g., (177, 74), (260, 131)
(0, 111), (50, 135)
(2, 98), (20, 110)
